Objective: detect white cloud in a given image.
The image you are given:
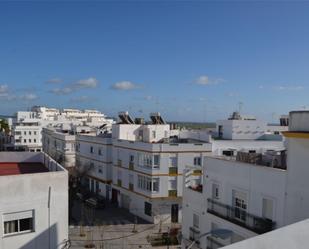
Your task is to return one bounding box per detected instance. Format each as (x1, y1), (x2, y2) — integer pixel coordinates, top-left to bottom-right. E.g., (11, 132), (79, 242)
(274, 85), (304, 91)
(194, 75), (225, 85)
(74, 77), (98, 89)
(70, 96), (92, 103)
(46, 78), (63, 84)
(111, 81), (141, 91)
(0, 84), (8, 93)
(20, 93), (38, 101)
(50, 77), (98, 95)
(144, 95), (154, 101)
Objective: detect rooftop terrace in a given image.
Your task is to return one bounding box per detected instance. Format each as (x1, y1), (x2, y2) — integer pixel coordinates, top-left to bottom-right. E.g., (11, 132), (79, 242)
(0, 162), (48, 176)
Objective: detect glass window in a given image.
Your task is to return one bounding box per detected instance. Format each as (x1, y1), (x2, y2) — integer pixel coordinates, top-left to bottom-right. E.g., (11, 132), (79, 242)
(193, 213), (199, 228)
(144, 202), (152, 216)
(153, 155), (160, 168)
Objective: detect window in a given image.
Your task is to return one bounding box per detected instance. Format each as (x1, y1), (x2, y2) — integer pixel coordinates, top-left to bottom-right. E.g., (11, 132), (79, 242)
(130, 155), (134, 162)
(233, 191), (247, 222)
(15, 131), (21, 135)
(153, 155), (160, 168)
(90, 146), (94, 153)
(144, 202), (152, 216)
(169, 156), (177, 167)
(222, 150), (234, 156)
(212, 183), (219, 199)
(34, 131), (37, 135)
(129, 174), (134, 184)
(3, 210), (34, 235)
(194, 157), (201, 166)
(24, 131), (26, 135)
(152, 178), (159, 192)
(24, 139), (26, 143)
(28, 139), (31, 143)
(29, 131), (31, 135)
(137, 175), (159, 192)
(193, 213), (199, 228)
(152, 131), (156, 139)
(98, 148), (102, 156)
(262, 198), (274, 220)
(34, 139), (36, 143)
(98, 166), (103, 174)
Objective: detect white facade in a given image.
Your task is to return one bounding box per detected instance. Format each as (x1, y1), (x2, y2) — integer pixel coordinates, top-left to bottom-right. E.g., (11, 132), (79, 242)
(8, 106), (114, 152)
(111, 123), (211, 223)
(222, 218), (309, 249)
(0, 152), (68, 249)
(75, 133), (113, 200)
(42, 127), (77, 168)
(216, 112), (288, 140)
(181, 110), (309, 249)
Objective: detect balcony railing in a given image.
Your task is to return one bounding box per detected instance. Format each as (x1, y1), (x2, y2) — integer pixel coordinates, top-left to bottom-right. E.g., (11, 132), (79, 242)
(117, 179), (122, 187)
(207, 236), (225, 249)
(207, 198), (275, 234)
(129, 161), (134, 170)
(168, 190), (177, 197)
(169, 167), (178, 175)
(129, 183), (134, 191)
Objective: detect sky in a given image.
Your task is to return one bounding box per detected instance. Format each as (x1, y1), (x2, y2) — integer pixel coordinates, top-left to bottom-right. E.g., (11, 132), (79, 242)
(1, 1), (309, 122)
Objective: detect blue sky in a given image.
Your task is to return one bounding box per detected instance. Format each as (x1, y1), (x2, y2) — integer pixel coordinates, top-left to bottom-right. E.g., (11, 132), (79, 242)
(0, 1), (309, 122)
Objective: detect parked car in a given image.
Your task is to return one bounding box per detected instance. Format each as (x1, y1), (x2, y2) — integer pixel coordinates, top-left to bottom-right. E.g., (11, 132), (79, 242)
(85, 196), (106, 209)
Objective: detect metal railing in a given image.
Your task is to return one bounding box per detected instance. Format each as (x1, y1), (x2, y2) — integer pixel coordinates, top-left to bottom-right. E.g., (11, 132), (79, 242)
(117, 179), (122, 187)
(207, 198), (275, 234)
(129, 183), (134, 191)
(168, 190), (177, 197)
(207, 236), (225, 249)
(129, 161), (134, 170)
(169, 167), (178, 174)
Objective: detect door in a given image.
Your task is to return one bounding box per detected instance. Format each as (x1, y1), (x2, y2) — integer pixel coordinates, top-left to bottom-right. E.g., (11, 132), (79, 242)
(111, 188), (118, 205)
(232, 190), (247, 223)
(171, 204), (179, 223)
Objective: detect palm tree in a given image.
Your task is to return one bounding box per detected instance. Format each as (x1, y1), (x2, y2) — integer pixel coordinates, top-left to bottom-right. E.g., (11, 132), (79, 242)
(0, 119), (10, 134)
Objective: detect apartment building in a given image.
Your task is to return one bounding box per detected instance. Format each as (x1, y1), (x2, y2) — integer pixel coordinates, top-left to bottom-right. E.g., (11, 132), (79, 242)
(109, 112), (212, 224)
(0, 152), (68, 249)
(75, 133), (113, 199)
(6, 106), (114, 152)
(42, 126), (77, 168)
(181, 110), (309, 249)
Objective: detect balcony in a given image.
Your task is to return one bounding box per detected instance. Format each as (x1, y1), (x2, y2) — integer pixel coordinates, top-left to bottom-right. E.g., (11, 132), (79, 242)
(168, 190), (177, 197)
(207, 236), (225, 249)
(207, 199), (275, 234)
(129, 161), (134, 170)
(117, 179), (122, 187)
(169, 167), (178, 175)
(129, 183), (134, 191)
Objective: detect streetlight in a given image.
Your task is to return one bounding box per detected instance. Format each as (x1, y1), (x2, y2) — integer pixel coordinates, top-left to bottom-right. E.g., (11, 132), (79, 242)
(186, 229), (233, 249)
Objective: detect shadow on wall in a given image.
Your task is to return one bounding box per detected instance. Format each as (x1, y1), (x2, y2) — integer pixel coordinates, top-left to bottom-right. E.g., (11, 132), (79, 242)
(17, 223), (66, 249)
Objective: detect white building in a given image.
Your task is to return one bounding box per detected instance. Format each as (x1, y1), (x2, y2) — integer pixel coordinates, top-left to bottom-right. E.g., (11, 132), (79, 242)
(7, 106), (114, 152)
(222, 218), (309, 249)
(108, 112), (212, 224)
(216, 112), (288, 140)
(42, 126), (78, 168)
(0, 152), (68, 249)
(181, 110), (309, 249)
(75, 133), (113, 199)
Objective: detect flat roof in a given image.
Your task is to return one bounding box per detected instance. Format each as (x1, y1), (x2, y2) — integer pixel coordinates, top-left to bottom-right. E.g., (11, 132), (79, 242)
(0, 162), (49, 176)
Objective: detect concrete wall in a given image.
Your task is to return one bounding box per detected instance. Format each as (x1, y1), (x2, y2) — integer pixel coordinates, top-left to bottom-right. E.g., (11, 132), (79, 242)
(0, 153), (68, 249)
(216, 120), (267, 140)
(221, 218), (309, 249)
